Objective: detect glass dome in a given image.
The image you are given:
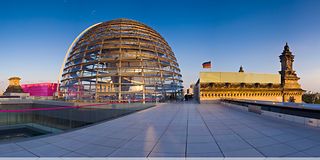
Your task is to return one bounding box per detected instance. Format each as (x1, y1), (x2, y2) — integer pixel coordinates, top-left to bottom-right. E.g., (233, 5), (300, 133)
(59, 18), (183, 102)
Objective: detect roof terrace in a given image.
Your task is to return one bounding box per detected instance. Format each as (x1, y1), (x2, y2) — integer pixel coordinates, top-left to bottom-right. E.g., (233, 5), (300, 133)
(1, 102), (320, 157)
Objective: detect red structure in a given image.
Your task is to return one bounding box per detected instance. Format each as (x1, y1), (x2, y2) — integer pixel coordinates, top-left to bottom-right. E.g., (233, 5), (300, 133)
(21, 83), (58, 97)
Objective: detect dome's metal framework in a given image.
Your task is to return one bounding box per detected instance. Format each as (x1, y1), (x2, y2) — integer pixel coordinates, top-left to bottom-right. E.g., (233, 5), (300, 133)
(59, 19), (183, 102)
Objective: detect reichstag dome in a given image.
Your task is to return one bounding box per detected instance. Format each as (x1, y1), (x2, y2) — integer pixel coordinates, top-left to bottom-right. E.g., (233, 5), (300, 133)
(59, 18), (183, 102)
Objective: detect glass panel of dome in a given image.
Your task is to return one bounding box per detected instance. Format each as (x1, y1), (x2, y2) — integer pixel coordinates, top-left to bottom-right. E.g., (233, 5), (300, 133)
(59, 19), (183, 102)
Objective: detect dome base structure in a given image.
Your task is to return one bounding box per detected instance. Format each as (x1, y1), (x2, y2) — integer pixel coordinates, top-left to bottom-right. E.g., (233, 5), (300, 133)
(59, 19), (183, 102)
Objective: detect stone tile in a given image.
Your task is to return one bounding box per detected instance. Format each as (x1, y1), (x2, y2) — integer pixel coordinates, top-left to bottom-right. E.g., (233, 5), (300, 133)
(148, 152), (185, 157)
(187, 142), (220, 154)
(272, 133), (301, 143)
(164, 130), (187, 136)
(285, 151), (312, 157)
(257, 143), (298, 157)
(158, 135), (186, 144)
(27, 144), (71, 157)
(167, 126), (187, 131)
(70, 134), (99, 143)
(52, 139), (87, 151)
(0, 143), (24, 155)
(285, 138), (320, 151)
(214, 134), (243, 142)
(187, 135), (215, 143)
(152, 142), (185, 154)
(246, 137), (280, 147)
(73, 144), (116, 157)
(16, 140), (49, 149)
(186, 152), (223, 157)
(218, 140), (253, 152)
(109, 148), (149, 157)
(132, 133), (161, 142)
(307, 134), (320, 142)
(105, 132), (137, 140)
(300, 145), (320, 156)
(236, 132), (265, 139)
(91, 137), (127, 148)
(119, 140), (156, 152)
(188, 127), (211, 134)
(259, 129), (285, 136)
(208, 125), (229, 131)
(223, 148), (264, 157)
(61, 151), (87, 157)
(0, 150), (37, 157)
(188, 131), (212, 136)
(210, 129), (234, 135)
(38, 135), (66, 144)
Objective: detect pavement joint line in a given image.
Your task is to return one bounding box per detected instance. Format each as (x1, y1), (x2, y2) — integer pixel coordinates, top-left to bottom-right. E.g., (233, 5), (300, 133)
(106, 116), (160, 156)
(184, 104), (190, 157)
(195, 104), (225, 157)
(226, 102), (320, 137)
(293, 142), (320, 154)
(13, 143), (39, 157)
(146, 104), (183, 157)
(65, 104), (160, 157)
(60, 150), (87, 157)
(219, 103), (302, 156)
(215, 106), (267, 157)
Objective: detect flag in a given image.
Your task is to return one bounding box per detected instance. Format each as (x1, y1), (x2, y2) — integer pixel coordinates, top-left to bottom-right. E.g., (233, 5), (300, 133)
(202, 61), (211, 68)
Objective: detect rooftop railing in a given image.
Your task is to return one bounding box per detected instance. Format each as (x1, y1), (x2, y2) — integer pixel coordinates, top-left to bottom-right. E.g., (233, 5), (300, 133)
(221, 99), (320, 127)
(0, 100), (155, 142)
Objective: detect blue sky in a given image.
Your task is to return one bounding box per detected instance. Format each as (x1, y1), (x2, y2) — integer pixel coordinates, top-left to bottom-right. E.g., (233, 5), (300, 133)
(0, 0), (319, 92)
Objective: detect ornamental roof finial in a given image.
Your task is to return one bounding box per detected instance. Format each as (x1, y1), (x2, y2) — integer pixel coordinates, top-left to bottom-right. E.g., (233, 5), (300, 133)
(239, 65), (244, 72)
(284, 42), (290, 52)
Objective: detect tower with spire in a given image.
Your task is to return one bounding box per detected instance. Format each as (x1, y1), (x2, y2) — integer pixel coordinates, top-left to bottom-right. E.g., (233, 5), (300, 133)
(239, 65), (244, 72)
(279, 43), (304, 102)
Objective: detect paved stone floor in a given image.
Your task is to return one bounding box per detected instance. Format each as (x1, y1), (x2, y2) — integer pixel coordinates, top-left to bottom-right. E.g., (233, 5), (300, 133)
(1, 103), (320, 157)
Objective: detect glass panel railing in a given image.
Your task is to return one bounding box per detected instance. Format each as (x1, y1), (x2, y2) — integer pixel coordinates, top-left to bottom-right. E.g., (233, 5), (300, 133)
(0, 102), (155, 142)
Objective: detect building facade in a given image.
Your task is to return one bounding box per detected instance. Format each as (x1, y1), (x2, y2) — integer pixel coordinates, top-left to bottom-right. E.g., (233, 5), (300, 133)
(3, 77), (29, 97)
(21, 83), (58, 97)
(195, 43), (304, 103)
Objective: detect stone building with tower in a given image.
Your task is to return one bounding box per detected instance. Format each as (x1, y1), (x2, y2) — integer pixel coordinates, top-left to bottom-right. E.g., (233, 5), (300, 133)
(279, 43), (304, 102)
(3, 77), (29, 98)
(194, 43), (304, 103)
(4, 77), (25, 95)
